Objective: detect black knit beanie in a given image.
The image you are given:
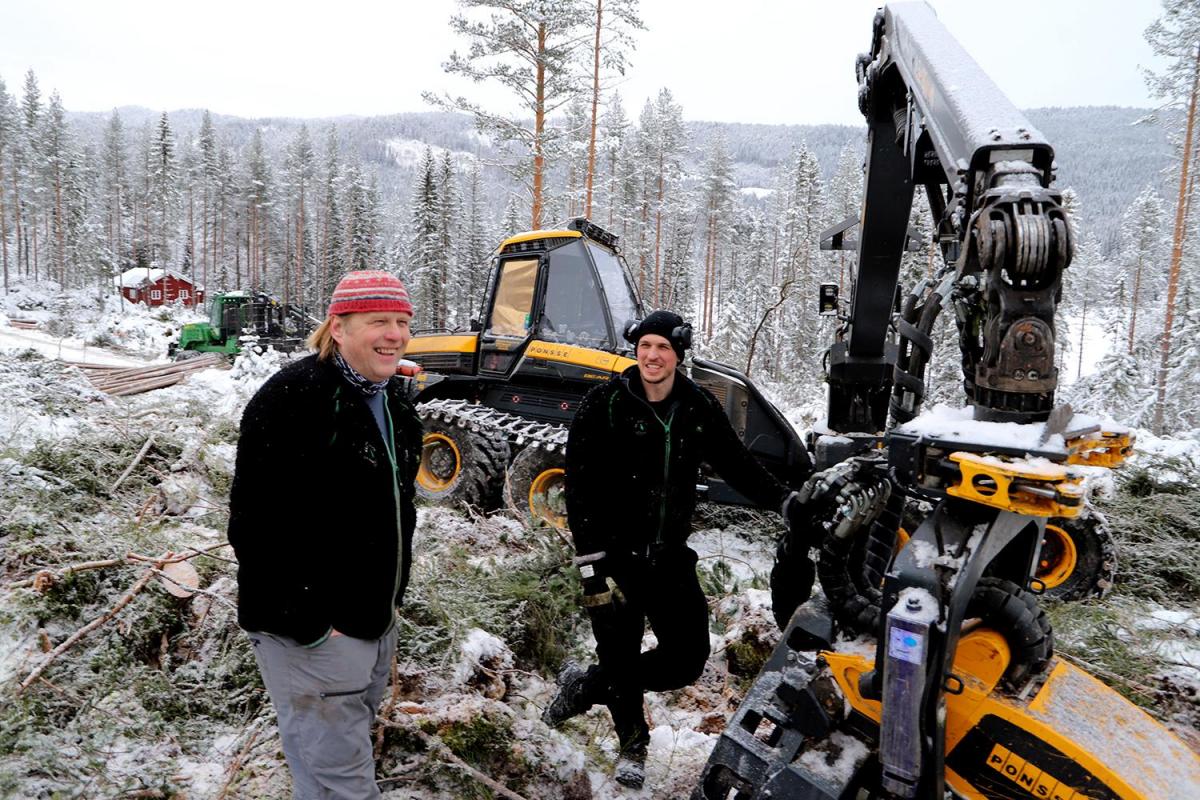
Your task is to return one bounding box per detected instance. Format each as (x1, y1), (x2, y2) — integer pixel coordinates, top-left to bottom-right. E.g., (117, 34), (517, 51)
(623, 310), (692, 360)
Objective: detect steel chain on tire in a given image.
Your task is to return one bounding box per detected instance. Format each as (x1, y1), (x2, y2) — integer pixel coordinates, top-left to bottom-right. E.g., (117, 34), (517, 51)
(416, 399), (567, 513)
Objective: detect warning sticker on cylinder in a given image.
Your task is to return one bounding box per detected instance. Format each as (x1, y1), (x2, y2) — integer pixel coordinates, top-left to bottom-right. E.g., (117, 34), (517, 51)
(888, 628), (925, 664)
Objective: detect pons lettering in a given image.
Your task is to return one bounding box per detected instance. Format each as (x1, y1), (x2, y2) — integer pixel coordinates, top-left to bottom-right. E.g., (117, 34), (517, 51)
(985, 743), (1086, 800)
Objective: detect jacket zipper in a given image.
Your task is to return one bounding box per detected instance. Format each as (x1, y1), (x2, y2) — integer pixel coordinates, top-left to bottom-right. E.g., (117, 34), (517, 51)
(382, 398), (403, 629)
(653, 405), (676, 550)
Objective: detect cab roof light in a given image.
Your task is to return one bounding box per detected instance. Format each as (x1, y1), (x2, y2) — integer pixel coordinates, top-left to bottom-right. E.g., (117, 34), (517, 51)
(567, 217), (620, 249)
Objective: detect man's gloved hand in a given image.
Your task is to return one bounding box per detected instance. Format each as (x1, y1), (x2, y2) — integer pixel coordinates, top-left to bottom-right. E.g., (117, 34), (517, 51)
(770, 532), (815, 631)
(576, 553), (625, 609)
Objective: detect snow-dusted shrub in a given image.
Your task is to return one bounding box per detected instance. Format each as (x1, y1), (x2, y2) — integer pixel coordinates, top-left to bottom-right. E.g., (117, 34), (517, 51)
(1099, 457), (1200, 600)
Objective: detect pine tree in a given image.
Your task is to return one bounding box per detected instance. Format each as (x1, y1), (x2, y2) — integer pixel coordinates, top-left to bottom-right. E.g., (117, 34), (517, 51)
(100, 111), (129, 277)
(428, 0), (589, 229)
(285, 125), (316, 308)
(244, 128), (272, 289)
(1143, 0), (1200, 433)
(582, 0), (643, 219)
(698, 132), (734, 337)
(1117, 186), (1169, 353)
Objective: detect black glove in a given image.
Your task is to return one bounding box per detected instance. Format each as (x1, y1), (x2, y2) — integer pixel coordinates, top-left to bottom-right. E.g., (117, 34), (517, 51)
(770, 534), (815, 631)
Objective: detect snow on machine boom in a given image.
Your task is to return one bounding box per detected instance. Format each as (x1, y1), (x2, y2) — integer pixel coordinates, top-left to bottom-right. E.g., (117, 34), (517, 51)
(403, 217), (812, 525)
(694, 3), (1199, 799)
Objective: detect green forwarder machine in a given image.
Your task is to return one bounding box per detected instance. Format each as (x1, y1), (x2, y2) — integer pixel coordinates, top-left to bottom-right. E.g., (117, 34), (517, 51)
(169, 291), (320, 359)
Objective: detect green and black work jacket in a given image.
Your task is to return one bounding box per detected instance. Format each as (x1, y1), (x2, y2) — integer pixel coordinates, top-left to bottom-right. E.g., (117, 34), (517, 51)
(565, 364), (789, 565)
(228, 353), (423, 645)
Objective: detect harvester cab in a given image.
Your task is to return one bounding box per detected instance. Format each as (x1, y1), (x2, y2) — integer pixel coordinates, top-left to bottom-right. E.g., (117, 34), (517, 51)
(405, 217), (812, 525)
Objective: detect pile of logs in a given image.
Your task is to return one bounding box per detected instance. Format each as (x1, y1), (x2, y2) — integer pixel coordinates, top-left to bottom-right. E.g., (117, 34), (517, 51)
(7, 318), (38, 330)
(70, 354), (227, 396)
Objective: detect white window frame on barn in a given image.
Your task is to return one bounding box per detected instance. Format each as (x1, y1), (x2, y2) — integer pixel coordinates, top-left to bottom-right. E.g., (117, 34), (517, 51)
(179, 289), (190, 300)
(151, 289), (162, 300)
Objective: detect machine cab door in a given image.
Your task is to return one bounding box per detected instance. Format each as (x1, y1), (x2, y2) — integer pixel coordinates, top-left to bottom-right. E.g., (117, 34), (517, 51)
(479, 255), (540, 376)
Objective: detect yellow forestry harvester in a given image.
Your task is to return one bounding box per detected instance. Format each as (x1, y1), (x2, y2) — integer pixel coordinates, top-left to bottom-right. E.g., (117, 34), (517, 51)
(403, 218), (812, 526)
(693, 4), (1199, 799)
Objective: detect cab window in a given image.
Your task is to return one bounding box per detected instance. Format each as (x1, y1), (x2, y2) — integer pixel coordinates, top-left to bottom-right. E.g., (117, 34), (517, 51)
(540, 241), (609, 347)
(488, 257), (538, 338)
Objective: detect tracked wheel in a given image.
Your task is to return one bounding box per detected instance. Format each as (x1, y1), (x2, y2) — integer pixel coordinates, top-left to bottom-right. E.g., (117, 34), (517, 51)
(1038, 509), (1116, 600)
(416, 417), (510, 510)
(503, 446), (567, 528)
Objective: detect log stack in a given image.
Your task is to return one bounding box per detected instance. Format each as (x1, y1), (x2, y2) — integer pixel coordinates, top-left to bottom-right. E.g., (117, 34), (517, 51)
(68, 354), (227, 396)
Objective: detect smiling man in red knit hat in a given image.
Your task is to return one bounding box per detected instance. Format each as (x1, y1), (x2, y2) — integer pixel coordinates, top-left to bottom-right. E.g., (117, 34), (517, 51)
(228, 270), (424, 799)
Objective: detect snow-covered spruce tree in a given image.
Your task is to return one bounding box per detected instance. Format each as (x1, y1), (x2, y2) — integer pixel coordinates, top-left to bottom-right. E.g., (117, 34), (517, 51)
(634, 88), (689, 309)
(148, 112), (178, 274)
(500, 194), (524, 239)
(196, 111), (217, 299)
(1066, 347), (1154, 427)
(343, 163), (381, 277)
(825, 141), (863, 292)
(409, 147), (443, 329)
(438, 150), (464, 325)
(15, 70), (39, 280)
(318, 125), (344, 303)
(427, 0), (590, 229)
(773, 142), (825, 390)
(36, 92), (72, 285)
(459, 159), (492, 325)
(560, 96), (591, 220)
(597, 90), (630, 230)
(0, 77), (15, 291)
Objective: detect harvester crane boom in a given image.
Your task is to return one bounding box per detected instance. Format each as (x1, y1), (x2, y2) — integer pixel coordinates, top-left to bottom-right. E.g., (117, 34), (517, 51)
(828, 1), (1071, 433)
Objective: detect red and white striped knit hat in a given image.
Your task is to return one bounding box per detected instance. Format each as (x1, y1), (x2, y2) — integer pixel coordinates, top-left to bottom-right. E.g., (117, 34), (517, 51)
(327, 270), (413, 317)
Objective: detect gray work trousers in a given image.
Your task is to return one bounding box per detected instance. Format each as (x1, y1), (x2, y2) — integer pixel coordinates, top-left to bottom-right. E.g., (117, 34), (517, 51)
(249, 625), (398, 800)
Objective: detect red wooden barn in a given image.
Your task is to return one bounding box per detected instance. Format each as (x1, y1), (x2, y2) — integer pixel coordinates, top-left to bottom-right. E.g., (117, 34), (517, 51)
(118, 268), (205, 306)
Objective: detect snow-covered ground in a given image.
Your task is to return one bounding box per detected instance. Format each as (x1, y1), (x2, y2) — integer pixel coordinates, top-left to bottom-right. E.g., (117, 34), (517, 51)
(0, 324), (146, 366)
(0, 276), (1196, 798)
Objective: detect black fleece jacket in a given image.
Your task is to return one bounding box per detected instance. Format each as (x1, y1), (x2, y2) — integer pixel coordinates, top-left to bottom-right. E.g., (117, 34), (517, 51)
(227, 354), (423, 644)
(565, 365), (789, 564)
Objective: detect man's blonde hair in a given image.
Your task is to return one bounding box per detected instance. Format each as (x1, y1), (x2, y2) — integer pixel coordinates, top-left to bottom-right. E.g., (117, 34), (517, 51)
(307, 317), (338, 361)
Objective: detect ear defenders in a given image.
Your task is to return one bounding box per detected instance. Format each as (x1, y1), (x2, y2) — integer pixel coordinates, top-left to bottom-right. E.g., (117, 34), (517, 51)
(622, 312), (693, 353)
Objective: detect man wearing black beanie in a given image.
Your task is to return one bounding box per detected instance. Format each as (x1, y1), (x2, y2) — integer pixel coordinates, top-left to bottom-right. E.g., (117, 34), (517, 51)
(545, 309), (802, 789)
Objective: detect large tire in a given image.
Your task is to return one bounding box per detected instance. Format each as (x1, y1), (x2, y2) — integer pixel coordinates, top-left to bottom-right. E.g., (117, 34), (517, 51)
(966, 577), (1053, 687)
(503, 446), (567, 528)
(416, 418), (510, 510)
(1038, 509), (1116, 600)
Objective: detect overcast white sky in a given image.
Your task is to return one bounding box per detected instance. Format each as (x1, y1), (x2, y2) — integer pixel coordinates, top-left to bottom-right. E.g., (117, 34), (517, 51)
(0, 0), (1166, 126)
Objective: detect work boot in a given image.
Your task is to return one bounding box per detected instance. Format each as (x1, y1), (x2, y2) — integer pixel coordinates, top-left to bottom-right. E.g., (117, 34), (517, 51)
(542, 661), (592, 727)
(614, 748), (646, 790)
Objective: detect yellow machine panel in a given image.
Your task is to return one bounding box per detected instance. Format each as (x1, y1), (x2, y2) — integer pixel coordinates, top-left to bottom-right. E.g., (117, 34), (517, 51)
(823, 632), (1200, 799)
(406, 334), (478, 355)
(524, 339), (635, 375)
